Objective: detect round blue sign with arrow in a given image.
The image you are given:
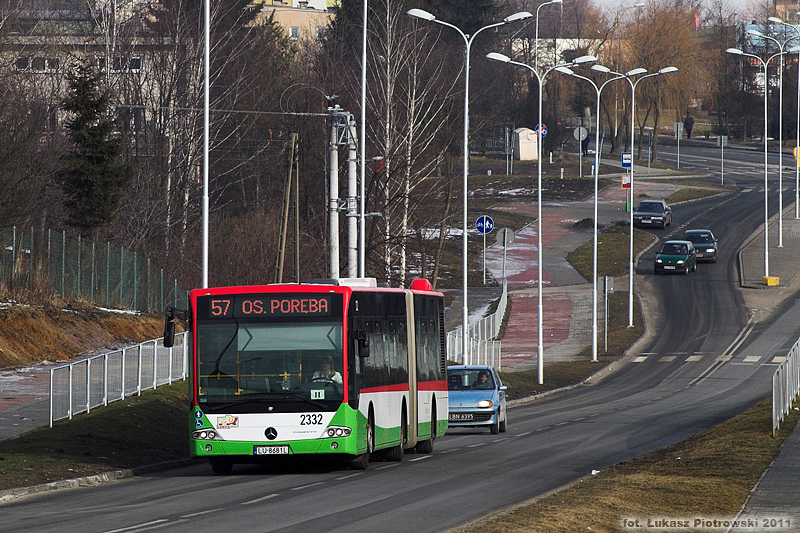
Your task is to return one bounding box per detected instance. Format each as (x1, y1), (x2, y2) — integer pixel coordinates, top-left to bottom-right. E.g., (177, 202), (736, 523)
(476, 215), (494, 235)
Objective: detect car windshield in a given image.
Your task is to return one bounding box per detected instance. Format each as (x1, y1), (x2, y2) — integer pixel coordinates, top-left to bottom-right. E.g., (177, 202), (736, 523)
(448, 369), (495, 390)
(686, 233), (712, 244)
(637, 202), (663, 213)
(660, 243), (688, 255)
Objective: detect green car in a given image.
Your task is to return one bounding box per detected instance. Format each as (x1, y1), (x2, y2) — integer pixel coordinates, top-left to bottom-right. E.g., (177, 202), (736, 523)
(654, 240), (697, 275)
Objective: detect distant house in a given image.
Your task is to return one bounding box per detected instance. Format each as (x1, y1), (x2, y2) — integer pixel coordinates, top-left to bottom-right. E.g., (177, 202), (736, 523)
(255, 0), (338, 43)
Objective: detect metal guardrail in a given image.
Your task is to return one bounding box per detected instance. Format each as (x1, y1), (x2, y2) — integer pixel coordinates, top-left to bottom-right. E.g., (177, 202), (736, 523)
(773, 335), (800, 436)
(49, 331), (188, 427)
(447, 280), (508, 369)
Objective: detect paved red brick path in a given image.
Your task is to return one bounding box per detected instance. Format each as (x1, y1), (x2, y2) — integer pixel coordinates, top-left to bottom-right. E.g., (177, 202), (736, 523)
(500, 291), (572, 370)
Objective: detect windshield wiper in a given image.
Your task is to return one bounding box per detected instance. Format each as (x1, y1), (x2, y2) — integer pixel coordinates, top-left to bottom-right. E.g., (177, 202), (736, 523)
(208, 391), (331, 411)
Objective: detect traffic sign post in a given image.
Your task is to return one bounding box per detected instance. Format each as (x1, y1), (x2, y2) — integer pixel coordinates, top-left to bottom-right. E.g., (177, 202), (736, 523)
(476, 215), (494, 284)
(574, 127), (588, 177)
(600, 276), (615, 352)
(497, 228), (515, 281)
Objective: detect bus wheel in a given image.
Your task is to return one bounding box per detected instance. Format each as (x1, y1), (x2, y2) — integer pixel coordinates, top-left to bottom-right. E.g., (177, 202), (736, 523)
(415, 408), (436, 454)
(385, 411), (406, 461)
(351, 411), (374, 470)
(210, 458), (233, 474)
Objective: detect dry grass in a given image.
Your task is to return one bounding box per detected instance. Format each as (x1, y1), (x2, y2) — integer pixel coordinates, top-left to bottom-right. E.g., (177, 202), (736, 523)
(0, 304), (163, 367)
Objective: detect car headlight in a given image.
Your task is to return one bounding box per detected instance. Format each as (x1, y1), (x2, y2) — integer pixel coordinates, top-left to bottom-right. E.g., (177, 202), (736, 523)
(677, 260), (685, 264)
(656, 259), (663, 264)
(706, 248), (715, 253)
(477, 400), (494, 408)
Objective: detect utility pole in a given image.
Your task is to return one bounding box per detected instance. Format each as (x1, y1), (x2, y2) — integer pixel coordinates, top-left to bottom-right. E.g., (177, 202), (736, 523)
(275, 133), (299, 283)
(329, 110), (341, 279)
(327, 103), (360, 279)
(347, 115), (359, 277)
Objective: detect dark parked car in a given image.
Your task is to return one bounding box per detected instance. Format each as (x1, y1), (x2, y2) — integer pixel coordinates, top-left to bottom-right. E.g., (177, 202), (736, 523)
(633, 200), (672, 229)
(447, 365), (507, 434)
(654, 240), (697, 274)
(683, 229), (718, 263)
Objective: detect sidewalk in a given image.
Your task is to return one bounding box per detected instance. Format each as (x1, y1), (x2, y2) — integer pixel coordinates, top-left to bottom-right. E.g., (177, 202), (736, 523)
(485, 164), (683, 369)
(734, 210), (800, 529)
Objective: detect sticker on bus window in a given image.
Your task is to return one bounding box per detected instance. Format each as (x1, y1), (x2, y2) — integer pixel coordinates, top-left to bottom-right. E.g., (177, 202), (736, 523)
(311, 389), (325, 400)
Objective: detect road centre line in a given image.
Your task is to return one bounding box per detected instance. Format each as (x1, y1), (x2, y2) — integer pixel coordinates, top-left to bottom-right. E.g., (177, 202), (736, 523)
(242, 494), (279, 505)
(409, 455), (433, 462)
(180, 509), (222, 518)
(105, 520), (171, 533)
(291, 481), (325, 490)
(721, 315), (757, 358)
(335, 473), (363, 480)
(376, 463), (400, 470)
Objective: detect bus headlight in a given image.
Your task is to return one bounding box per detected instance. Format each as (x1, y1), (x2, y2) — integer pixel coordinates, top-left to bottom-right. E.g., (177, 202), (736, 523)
(325, 426), (352, 438)
(193, 429), (222, 440)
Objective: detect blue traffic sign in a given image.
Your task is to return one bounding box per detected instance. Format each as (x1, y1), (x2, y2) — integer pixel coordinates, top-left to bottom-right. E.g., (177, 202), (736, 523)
(534, 123), (548, 137)
(621, 152), (632, 168)
(476, 215), (494, 235)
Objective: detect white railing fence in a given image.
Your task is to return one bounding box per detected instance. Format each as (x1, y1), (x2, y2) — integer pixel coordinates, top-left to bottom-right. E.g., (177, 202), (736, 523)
(773, 335), (800, 436)
(447, 280), (508, 369)
(50, 331), (188, 427)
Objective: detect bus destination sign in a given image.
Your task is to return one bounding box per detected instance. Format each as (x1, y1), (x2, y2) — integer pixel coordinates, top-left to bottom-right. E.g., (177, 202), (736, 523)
(200, 294), (332, 319)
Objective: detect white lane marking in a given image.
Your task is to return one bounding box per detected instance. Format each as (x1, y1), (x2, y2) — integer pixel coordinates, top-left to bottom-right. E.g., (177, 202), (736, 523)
(242, 494), (279, 505)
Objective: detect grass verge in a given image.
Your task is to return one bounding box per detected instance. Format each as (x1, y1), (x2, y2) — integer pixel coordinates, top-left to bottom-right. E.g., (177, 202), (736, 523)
(0, 382), (188, 492)
(457, 398), (800, 533)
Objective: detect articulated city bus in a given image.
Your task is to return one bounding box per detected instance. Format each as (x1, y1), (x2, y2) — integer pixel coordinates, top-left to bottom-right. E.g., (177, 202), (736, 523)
(164, 277), (448, 473)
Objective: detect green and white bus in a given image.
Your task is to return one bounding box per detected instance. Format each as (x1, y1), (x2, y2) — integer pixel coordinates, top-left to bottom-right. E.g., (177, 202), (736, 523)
(164, 277), (448, 473)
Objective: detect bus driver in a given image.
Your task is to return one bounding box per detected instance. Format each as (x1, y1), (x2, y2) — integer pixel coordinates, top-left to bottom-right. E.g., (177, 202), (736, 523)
(312, 356), (342, 384)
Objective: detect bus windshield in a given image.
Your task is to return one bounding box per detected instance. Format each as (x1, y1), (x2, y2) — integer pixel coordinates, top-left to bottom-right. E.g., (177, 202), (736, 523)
(195, 320), (344, 412)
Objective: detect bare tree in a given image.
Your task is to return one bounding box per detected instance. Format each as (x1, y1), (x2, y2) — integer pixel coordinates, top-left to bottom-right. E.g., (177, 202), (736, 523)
(627, 0), (704, 161)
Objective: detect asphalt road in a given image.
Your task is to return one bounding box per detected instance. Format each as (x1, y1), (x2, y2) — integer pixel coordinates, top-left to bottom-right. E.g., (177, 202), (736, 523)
(0, 143), (796, 533)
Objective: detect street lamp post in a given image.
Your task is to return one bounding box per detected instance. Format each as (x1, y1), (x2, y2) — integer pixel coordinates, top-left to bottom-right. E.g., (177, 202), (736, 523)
(202, 0), (210, 288)
(359, 0), (368, 277)
(627, 66), (678, 326)
(727, 47), (773, 279)
(769, 17), (800, 220)
(748, 29), (799, 248)
(486, 51), (597, 384)
(612, 3), (645, 138)
(555, 65), (626, 361)
(535, 0), (562, 73)
(408, 8), (532, 364)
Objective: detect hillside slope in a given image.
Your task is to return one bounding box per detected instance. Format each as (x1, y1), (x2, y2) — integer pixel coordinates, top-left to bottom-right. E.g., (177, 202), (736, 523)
(0, 302), (164, 368)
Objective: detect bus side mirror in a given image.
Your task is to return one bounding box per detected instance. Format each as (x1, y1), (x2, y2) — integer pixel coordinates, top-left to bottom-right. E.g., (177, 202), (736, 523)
(357, 330), (370, 358)
(163, 306), (183, 348)
(163, 318), (176, 348)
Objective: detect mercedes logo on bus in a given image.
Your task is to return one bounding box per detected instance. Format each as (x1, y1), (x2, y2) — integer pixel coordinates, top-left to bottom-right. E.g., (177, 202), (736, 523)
(265, 427), (278, 440)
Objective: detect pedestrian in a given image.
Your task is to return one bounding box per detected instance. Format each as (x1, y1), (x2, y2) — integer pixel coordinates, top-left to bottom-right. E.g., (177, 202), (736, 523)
(683, 115), (694, 139)
(581, 136), (590, 156)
